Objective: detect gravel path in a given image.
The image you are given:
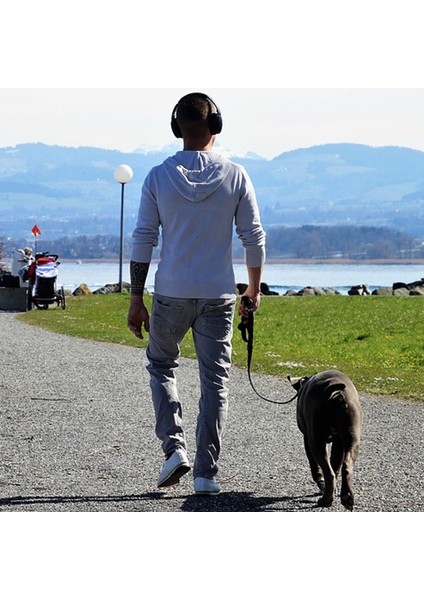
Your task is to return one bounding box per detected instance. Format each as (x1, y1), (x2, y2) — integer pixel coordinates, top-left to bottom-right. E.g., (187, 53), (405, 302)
(1, 310), (423, 512)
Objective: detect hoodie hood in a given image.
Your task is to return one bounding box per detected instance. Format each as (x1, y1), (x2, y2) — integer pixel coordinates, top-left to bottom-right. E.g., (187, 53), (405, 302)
(163, 151), (232, 202)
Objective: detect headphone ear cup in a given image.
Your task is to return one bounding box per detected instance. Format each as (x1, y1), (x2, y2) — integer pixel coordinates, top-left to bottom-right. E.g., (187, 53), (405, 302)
(170, 103), (182, 138)
(208, 112), (223, 135)
(171, 118), (182, 138)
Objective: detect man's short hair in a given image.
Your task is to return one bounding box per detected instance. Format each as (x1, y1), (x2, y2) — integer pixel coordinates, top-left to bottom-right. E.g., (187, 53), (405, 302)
(171, 92), (222, 138)
(178, 94), (211, 122)
(176, 94), (213, 136)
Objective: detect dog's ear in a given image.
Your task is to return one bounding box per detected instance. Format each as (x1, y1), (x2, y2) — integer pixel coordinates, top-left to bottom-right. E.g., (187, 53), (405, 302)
(288, 375), (309, 391)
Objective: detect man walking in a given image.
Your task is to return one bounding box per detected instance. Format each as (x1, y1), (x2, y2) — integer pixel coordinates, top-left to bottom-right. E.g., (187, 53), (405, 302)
(128, 92), (266, 494)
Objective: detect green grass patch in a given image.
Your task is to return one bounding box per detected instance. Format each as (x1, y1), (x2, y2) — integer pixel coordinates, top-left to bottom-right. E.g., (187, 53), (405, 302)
(17, 294), (424, 401)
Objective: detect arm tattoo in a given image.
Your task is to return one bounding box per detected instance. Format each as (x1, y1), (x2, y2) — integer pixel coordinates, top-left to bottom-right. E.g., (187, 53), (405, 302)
(130, 261), (150, 296)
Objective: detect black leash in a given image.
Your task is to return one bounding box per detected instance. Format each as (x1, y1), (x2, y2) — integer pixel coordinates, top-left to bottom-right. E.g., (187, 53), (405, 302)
(238, 297), (297, 406)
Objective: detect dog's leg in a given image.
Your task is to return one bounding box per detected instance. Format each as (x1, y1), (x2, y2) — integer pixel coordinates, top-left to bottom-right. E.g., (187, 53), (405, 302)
(312, 441), (336, 507)
(303, 435), (325, 492)
(340, 440), (360, 511)
(330, 438), (344, 478)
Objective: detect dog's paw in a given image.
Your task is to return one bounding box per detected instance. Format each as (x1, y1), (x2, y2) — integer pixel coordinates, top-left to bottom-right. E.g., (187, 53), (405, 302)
(341, 493), (354, 511)
(317, 496), (334, 508)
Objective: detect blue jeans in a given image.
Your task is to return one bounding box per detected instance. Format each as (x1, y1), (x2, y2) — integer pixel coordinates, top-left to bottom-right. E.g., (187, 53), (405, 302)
(146, 294), (236, 479)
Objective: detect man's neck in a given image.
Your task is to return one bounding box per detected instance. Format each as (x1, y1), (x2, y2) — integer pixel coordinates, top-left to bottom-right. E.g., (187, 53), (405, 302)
(183, 135), (215, 152)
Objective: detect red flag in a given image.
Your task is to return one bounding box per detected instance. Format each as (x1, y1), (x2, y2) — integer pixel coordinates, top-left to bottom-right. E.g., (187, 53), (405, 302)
(32, 225), (42, 236)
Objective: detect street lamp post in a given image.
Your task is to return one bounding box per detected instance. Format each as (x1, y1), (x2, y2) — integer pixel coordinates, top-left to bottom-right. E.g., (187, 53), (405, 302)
(113, 164), (134, 292)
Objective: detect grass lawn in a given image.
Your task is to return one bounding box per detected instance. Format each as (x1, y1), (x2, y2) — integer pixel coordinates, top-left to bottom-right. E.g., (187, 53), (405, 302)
(17, 293), (424, 400)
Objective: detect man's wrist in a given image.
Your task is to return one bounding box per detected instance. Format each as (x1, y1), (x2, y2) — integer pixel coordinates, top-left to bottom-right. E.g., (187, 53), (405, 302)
(130, 292), (145, 307)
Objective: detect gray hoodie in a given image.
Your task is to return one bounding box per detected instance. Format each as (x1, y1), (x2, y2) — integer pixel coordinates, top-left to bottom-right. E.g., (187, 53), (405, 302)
(131, 150), (266, 298)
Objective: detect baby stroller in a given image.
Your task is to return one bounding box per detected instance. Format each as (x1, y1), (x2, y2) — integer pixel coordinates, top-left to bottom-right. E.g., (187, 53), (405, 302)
(29, 253), (66, 310)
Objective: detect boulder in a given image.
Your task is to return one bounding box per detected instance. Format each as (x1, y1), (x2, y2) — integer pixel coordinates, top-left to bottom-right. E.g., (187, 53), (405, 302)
(348, 284), (371, 296)
(93, 282), (131, 294)
(237, 282), (279, 296)
(392, 281), (409, 291)
(294, 286), (339, 296)
(372, 287), (393, 296)
(260, 282), (279, 296)
(236, 283), (248, 295)
(393, 287), (410, 296)
(73, 283), (93, 296)
(299, 286), (317, 296)
(410, 286), (424, 295)
(392, 278), (424, 295)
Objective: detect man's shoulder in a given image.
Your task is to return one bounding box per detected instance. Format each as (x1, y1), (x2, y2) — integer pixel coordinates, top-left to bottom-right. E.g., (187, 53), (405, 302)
(226, 159), (252, 183)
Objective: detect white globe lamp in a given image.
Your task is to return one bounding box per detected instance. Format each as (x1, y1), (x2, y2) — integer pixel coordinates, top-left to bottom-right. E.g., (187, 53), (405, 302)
(114, 164), (134, 184)
(114, 164), (134, 292)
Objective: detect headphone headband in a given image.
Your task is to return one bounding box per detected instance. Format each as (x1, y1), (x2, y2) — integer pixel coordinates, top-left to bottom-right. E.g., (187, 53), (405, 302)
(171, 92), (223, 138)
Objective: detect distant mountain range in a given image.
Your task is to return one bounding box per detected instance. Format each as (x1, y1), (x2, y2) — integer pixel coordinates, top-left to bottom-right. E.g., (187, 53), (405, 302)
(1, 142), (424, 240)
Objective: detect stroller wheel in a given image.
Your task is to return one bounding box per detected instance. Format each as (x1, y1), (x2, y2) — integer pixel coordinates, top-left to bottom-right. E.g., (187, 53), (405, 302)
(60, 286), (66, 309)
(36, 302), (49, 310)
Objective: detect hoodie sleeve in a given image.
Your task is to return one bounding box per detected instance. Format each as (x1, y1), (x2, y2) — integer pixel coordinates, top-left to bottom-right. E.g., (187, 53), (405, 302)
(130, 170), (160, 263)
(234, 166), (266, 268)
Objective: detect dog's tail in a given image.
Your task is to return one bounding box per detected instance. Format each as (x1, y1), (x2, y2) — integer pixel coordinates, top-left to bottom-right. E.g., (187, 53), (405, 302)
(326, 384), (355, 440)
(325, 382), (346, 401)
(326, 382), (350, 415)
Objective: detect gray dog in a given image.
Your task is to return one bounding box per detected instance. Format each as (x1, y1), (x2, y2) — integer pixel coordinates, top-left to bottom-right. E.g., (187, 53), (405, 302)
(288, 370), (363, 510)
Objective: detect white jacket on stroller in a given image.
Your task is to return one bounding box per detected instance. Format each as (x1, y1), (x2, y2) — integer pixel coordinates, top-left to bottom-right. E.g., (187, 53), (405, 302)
(32, 262), (58, 298)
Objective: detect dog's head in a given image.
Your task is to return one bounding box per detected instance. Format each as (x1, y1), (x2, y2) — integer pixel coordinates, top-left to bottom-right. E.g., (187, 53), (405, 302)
(287, 375), (310, 392)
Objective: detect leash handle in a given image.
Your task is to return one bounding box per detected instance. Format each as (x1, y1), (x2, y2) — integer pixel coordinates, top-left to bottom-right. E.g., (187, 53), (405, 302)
(238, 296), (254, 344)
(238, 296), (296, 406)
(240, 295), (255, 312)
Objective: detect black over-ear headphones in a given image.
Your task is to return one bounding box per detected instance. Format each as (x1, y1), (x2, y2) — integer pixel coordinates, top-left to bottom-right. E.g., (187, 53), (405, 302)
(170, 92), (223, 138)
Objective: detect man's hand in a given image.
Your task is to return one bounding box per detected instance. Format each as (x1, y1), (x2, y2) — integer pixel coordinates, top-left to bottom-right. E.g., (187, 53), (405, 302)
(128, 261), (150, 339)
(128, 300), (150, 340)
(238, 266), (262, 317)
(238, 290), (261, 318)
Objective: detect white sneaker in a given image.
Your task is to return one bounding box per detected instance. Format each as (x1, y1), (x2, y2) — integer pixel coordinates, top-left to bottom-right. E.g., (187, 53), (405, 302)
(157, 449), (190, 488)
(194, 477), (221, 495)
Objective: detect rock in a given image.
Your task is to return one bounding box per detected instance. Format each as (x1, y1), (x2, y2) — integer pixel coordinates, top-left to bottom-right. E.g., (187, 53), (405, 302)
(260, 282), (279, 296)
(392, 281), (409, 291)
(348, 284), (371, 296)
(237, 282), (279, 296)
(409, 286), (424, 296)
(285, 287), (335, 296)
(73, 283), (93, 296)
(393, 278), (424, 295)
(393, 287), (410, 296)
(372, 287), (393, 296)
(236, 283), (248, 295)
(298, 286), (316, 296)
(370, 278), (424, 296)
(93, 282), (131, 294)
(295, 286), (339, 296)
(311, 287), (327, 296)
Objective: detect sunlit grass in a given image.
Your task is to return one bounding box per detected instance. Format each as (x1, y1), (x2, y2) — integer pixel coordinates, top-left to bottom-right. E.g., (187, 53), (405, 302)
(17, 293), (424, 400)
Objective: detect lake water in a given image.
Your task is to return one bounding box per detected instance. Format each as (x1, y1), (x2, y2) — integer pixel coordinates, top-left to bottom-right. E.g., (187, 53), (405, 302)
(52, 261), (424, 295)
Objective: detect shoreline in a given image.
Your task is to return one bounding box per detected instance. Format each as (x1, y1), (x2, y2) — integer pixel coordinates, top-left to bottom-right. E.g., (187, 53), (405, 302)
(55, 257), (424, 265)
(262, 258), (424, 265)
